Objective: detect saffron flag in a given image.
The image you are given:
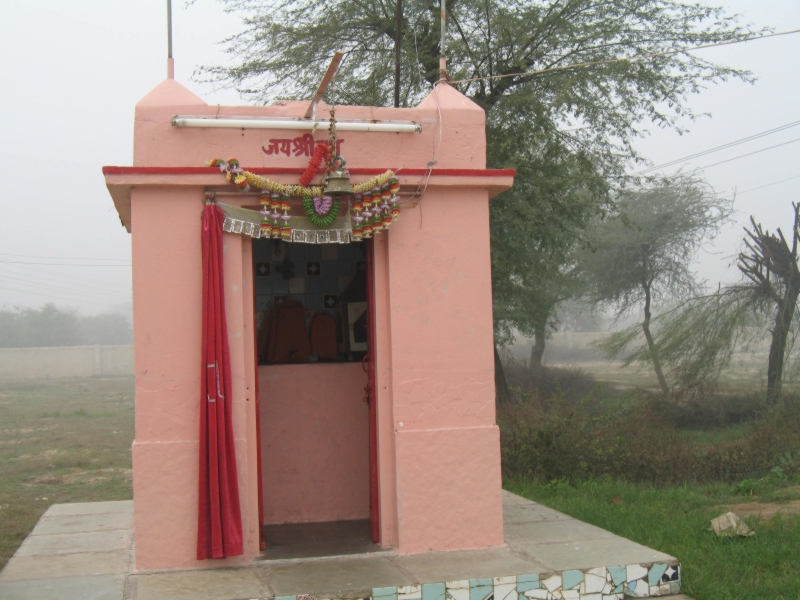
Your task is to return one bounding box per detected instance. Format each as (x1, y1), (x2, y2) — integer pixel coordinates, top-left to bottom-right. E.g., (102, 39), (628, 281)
(198, 203), (244, 559)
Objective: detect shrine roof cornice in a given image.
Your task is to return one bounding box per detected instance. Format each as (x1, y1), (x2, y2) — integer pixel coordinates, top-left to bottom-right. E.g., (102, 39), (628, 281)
(102, 166), (516, 177)
(103, 166), (515, 233)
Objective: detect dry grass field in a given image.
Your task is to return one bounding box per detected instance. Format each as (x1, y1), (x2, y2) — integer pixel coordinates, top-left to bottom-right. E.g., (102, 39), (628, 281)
(0, 376), (135, 570)
(509, 332), (797, 395)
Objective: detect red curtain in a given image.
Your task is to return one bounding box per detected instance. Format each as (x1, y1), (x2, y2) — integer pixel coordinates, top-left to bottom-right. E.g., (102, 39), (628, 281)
(197, 204), (244, 560)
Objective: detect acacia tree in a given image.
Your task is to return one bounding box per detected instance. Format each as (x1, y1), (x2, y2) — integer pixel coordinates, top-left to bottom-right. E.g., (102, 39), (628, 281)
(656, 206), (800, 397)
(576, 174), (731, 395)
(197, 0), (760, 387)
(615, 204), (800, 404)
(738, 206), (800, 403)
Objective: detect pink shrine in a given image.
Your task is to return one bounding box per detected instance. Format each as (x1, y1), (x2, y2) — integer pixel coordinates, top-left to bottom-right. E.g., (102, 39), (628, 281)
(103, 74), (515, 571)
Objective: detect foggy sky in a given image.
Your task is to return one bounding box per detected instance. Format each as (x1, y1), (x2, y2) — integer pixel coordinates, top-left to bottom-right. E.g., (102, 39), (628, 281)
(0, 0), (798, 315)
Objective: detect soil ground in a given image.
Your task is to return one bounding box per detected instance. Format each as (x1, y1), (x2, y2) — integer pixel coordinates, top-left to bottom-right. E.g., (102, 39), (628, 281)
(716, 486), (800, 523)
(0, 376), (135, 571)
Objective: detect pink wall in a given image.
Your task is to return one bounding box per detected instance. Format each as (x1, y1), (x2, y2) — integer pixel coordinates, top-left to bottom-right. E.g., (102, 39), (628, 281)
(132, 79), (485, 171)
(108, 76), (513, 569)
(129, 186), (261, 570)
(374, 169), (505, 552)
(258, 363), (370, 524)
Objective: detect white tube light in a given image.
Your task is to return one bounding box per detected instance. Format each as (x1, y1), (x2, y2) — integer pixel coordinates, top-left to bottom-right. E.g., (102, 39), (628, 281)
(172, 116), (422, 133)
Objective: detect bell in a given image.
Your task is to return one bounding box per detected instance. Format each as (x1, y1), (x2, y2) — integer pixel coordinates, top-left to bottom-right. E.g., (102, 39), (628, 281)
(323, 155), (353, 197)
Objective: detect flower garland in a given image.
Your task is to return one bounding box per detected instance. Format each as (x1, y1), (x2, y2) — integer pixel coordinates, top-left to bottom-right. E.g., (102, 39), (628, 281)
(303, 194), (340, 228)
(206, 158), (401, 241)
(259, 191), (293, 240)
(299, 142), (329, 188)
(208, 158), (323, 197)
(349, 176), (400, 241)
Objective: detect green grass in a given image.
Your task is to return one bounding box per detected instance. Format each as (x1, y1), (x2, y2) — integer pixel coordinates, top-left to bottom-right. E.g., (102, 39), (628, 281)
(2, 372), (797, 599)
(0, 377), (135, 570)
(506, 477), (800, 600)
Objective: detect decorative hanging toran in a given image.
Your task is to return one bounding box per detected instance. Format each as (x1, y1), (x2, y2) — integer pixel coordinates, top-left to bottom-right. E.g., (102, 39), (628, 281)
(207, 106), (401, 243)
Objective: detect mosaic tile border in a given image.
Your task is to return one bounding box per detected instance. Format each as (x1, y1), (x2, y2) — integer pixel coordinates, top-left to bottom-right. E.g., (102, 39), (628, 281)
(274, 562), (681, 600)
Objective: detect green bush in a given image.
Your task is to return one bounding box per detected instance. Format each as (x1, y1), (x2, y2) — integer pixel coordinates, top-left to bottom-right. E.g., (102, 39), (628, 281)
(499, 367), (800, 484)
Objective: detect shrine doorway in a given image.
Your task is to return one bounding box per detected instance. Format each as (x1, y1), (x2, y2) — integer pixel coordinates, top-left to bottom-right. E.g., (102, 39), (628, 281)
(251, 237), (380, 559)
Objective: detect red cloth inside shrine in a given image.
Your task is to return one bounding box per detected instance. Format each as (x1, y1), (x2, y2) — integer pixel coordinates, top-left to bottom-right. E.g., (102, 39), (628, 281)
(197, 203), (244, 560)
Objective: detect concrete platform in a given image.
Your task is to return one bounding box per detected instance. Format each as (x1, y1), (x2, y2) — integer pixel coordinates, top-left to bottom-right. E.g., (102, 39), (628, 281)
(0, 492), (683, 599)
(261, 519), (386, 560)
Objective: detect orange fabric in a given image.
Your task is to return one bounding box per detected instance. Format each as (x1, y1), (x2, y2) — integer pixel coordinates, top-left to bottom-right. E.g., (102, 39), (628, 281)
(310, 313), (338, 360)
(267, 301), (310, 364)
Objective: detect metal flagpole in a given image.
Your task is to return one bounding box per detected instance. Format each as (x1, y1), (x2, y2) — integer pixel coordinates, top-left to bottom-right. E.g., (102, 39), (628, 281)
(395, 0), (402, 107)
(167, 0), (175, 79)
(439, 0), (447, 81)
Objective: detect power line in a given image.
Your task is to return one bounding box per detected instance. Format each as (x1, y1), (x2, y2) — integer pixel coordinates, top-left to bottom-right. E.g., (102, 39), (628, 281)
(0, 273), (132, 303)
(449, 28), (800, 86)
(0, 270), (130, 296)
(0, 285), (122, 308)
(0, 272), (132, 305)
(692, 138), (800, 171)
(637, 138), (800, 177)
(636, 120), (800, 174)
(0, 252), (130, 263)
(0, 260), (131, 267)
(0, 263), (132, 292)
(0, 265), (132, 299)
(736, 174), (800, 196)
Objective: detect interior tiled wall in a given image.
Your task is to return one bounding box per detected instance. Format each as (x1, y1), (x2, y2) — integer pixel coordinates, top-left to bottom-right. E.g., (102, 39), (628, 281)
(252, 239), (367, 316)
